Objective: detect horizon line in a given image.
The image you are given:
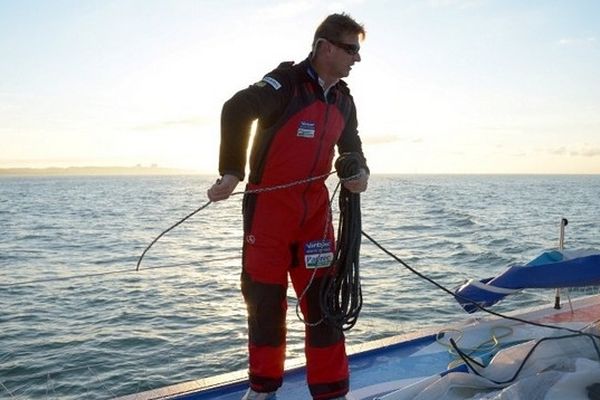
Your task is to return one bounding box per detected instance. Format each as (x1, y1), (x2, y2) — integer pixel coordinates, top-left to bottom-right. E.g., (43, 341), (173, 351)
(0, 166), (598, 177)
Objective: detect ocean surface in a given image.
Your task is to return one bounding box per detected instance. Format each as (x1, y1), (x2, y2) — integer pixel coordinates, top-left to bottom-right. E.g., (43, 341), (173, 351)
(1, 174), (599, 399)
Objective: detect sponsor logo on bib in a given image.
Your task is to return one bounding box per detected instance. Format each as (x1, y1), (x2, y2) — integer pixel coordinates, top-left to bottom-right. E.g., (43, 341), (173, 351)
(297, 121), (316, 138)
(304, 239), (333, 269)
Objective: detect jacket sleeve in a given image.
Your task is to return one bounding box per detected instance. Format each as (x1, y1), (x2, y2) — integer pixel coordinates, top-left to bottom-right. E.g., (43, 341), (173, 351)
(337, 95), (369, 174)
(219, 68), (292, 180)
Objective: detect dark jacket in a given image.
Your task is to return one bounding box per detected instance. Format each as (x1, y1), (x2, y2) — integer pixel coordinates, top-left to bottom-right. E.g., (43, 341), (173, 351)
(219, 58), (367, 185)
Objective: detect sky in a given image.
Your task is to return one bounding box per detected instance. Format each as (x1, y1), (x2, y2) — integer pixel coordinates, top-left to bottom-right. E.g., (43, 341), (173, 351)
(1, 0), (599, 174)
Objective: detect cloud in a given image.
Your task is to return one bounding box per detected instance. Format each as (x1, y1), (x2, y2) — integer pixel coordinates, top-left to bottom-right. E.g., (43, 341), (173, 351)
(253, 0), (317, 21)
(557, 37), (597, 47)
(132, 117), (210, 131)
(251, 0), (367, 22)
(365, 134), (423, 145)
(546, 145), (600, 157)
(426, 0), (486, 9)
(327, 0), (367, 10)
(549, 147), (567, 156)
(571, 147), (600, 157)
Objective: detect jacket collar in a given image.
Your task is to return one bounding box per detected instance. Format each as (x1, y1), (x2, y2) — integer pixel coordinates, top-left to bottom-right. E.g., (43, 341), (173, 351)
(302, 57), (338, 100)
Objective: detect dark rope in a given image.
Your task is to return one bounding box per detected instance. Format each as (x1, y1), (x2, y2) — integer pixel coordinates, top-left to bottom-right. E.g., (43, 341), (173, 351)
(319, 153), (364, 331)
(361, 230), (600, 340)
(449, 333), (600, 384)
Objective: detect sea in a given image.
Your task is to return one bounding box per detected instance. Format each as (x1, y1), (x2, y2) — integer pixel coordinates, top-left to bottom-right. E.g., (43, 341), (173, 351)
(1, 174), (599, 399)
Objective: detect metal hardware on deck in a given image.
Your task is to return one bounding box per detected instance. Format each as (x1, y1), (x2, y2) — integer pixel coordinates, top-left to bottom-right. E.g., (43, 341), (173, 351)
(554, 218), (569, 310)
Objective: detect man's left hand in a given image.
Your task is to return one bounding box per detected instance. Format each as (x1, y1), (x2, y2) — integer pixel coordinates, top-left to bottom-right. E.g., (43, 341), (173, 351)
(343, 168), (369, 193)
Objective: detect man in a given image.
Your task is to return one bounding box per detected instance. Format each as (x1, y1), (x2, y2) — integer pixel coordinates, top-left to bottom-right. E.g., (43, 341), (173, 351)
(207, 13), (369, 400)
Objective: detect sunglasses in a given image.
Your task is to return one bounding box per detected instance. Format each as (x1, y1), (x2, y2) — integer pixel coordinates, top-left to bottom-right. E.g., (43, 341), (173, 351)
(326, 39), (360, 56)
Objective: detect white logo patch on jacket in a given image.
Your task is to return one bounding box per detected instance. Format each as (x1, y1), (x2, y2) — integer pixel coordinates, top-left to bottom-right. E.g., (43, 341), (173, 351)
(297, 121), (316, 138)
(262, 76), (282, 90)
(304, 239), (333, 269)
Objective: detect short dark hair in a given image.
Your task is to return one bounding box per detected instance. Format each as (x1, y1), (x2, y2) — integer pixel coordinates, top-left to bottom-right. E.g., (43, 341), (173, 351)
(312, 13), (366, 47)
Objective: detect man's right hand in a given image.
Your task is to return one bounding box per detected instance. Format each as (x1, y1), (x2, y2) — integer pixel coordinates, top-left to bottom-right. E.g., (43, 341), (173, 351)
(207, 174), (240, 202)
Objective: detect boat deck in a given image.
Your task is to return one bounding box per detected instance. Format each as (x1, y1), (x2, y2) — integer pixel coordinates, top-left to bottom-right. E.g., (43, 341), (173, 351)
(116, 294), (600, 400)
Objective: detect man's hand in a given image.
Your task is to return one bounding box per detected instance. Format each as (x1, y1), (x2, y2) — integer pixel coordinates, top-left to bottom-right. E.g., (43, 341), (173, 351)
(342, 168), (369, 193)
(207, 174), (240, 202)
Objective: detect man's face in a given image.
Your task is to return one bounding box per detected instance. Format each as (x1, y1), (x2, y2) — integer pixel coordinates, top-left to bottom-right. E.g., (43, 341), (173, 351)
(328, 33), (361, 78)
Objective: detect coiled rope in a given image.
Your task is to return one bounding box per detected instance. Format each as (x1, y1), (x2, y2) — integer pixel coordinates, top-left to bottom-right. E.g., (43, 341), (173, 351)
(319, 153), (364, 330)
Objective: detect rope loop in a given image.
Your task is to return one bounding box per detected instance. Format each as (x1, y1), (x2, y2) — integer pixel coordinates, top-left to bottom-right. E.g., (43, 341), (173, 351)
(319, 152), (365, 330)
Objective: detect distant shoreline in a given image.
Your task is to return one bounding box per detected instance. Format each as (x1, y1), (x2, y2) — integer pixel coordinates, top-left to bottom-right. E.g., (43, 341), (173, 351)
(0, 167), (597, 177)
(0, 166), (204, 176)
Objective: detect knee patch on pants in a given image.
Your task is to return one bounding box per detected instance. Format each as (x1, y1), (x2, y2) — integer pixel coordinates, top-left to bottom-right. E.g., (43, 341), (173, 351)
(241, 270), (287, 347)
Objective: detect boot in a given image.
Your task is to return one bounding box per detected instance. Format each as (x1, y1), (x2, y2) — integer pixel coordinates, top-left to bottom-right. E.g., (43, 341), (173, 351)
(241, 387), (277, 400)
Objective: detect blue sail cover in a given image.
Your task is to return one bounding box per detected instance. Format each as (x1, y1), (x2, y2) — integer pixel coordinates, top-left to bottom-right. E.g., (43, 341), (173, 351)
(455, 249), (600, 313)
